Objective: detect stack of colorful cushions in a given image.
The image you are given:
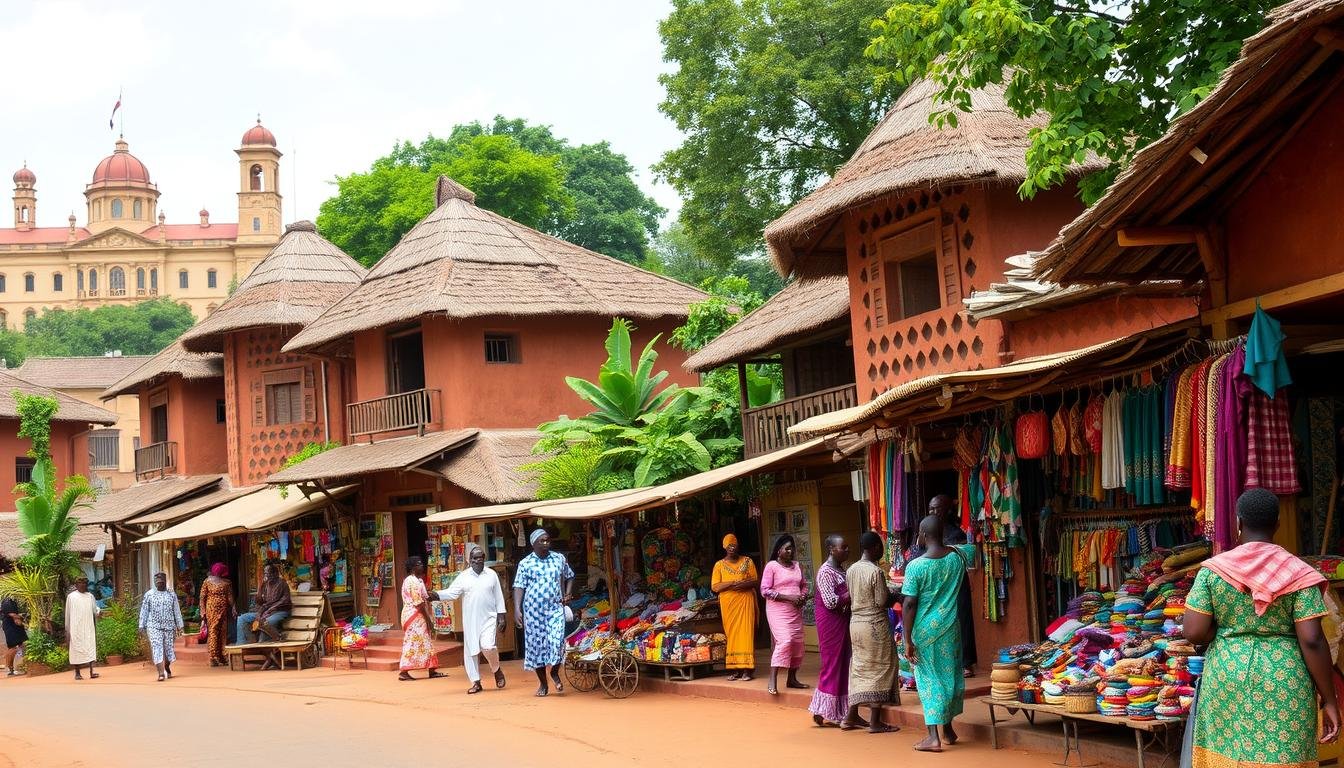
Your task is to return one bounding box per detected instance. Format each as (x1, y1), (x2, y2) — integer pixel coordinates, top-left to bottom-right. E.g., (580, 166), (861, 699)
(1155, 685), (1196, 719)
(1126, 675), (1159, 719)
(1098, 674), (1130, 716)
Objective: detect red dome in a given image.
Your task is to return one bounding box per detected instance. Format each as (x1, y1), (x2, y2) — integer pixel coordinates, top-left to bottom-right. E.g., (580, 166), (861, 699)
(91, 139), (151, 184)
(241, 119), (276, 147)
(12, 165), (34, 185)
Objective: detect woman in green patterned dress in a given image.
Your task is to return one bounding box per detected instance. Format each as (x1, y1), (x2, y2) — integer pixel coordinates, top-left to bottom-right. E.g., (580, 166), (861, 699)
(1183, 488), (1339, 768)
(902, 514), (974, 752)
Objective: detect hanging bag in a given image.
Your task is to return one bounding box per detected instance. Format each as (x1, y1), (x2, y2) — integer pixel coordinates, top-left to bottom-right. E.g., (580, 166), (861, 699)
(1015, 396), (1049, 459)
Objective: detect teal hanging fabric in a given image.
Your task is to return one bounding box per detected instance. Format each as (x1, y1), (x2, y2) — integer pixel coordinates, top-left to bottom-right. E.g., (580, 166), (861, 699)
(1243, 302), (1292, 396)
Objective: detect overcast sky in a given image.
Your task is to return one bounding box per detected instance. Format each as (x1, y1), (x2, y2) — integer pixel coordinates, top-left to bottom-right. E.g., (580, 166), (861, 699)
(0, 0), (682, 230)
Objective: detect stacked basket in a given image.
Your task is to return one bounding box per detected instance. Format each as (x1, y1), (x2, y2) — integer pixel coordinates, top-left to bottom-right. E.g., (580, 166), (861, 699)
(990, 662), (1020, 701)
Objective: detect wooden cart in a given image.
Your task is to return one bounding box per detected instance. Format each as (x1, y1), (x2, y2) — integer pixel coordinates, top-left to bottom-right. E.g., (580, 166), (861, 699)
(564, 647), (640, 698)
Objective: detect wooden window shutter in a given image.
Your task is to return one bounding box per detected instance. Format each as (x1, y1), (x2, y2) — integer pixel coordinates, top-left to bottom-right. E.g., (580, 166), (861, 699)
(253, 394), (264, 426)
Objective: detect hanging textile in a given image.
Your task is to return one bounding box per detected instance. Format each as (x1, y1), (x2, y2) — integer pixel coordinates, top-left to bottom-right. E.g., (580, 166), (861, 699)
(1244, 387), (1301, 495)
(1213, 346), (1248, 552)
(1308, 399), (1337, 554)
(1101, 390), (1126, 490)
(1244, 303), (1292, 397)
(1201, 355), (1228, 535)
(1166, 367), (1196, 488)
(1188, 359), (1212, 518)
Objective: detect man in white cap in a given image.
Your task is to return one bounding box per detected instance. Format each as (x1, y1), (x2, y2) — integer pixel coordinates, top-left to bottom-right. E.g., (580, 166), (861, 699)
(436, 544), (507, 693)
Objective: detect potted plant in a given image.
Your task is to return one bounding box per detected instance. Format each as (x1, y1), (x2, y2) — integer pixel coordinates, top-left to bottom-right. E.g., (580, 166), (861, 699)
(96, 597), (142, 665)
(22, 629), (69, 676)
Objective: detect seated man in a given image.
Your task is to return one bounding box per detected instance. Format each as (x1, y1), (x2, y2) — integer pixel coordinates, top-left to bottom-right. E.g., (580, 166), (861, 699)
(235, 564), (292, 643)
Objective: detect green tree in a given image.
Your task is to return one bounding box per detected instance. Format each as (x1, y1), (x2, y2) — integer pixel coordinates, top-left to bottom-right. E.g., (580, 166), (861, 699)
(656, 0), (900, 267)
(318, 117), (664, 267)
(671, 276), (782, 407)
(646, 219), (787, 298)
(866, 0), (1277, 203)
(20, 298), (196, 362)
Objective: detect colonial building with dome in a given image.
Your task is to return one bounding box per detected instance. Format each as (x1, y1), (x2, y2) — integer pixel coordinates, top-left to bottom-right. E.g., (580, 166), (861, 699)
(0, 119), (284, 330)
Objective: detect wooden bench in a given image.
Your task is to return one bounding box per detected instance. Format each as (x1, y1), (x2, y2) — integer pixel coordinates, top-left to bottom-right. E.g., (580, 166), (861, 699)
(226, 592), (335, 671)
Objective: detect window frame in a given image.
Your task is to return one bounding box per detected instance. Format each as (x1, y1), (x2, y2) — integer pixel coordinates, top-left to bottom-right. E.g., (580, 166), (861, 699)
(52, 273), (63, 292)
(207, 269), (218, 289)
(178, 270), (189, 290)
(15, 456), (35, 485)
(872, 214), (951, 327)
(22, 273), (33, 293)
(484, 332), (520, 364)
(263, 368), (306, 426)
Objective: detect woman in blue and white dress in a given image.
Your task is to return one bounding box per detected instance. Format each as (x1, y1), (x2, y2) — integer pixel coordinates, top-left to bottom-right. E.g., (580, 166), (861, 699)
(513, 529), (574, 697)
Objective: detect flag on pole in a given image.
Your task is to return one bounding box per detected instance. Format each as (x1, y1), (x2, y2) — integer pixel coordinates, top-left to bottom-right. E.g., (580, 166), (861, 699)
(109, 90), (122, 131)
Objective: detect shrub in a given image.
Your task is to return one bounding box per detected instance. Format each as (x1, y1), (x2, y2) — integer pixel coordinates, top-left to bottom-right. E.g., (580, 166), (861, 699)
(95, 597), (142, 660)
(23, 629), (69, 672)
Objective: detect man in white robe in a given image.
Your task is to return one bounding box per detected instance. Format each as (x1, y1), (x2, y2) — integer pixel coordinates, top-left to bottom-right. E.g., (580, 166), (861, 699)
(437, 544), (506, 694)
(65, 577), (100, 680)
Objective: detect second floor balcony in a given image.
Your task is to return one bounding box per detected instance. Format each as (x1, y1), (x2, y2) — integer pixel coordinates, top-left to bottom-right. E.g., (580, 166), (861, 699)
(347, 388), (441, 441)
(134, 440), (177, 479)
(743, 384), (858, 458)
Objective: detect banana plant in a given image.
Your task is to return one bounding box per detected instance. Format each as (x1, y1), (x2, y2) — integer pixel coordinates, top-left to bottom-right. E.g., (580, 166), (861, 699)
(15, 456), (93, 582)
(563, 318), (679, 426)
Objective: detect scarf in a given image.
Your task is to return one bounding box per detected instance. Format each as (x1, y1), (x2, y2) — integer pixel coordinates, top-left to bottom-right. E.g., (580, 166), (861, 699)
(1202, 541), (1326, 616)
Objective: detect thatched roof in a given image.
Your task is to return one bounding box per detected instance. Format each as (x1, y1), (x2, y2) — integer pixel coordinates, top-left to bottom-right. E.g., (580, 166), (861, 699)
(13, 355), (154, 390)
(424, 429), (542, 503)
(101, 341), (223, 399)
(283, 177), (708, 355)
(0, 513), (112, 559)
(0, 370), (117, 425)
(1031, 0), (1344, 284)
(683, 277), (851, 372)
(766, 79), (1106, 278)
(265, 429), (479, 485)
(963, 252), (1197, 321)
(76, 474), (225, 526)
(179, 221), (366, 353)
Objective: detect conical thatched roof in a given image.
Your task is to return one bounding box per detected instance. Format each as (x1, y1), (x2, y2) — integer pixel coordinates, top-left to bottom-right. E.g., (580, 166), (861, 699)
(102, 341), (223, 399)
(283, 177), (709, 355)
(766, 79), (1105, 278)
(683, 277), (851, 372)
(179, 221), (366, 353)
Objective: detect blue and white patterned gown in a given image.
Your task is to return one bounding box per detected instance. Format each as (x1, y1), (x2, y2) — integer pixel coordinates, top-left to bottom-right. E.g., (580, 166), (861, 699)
(139, 588), (184, 665)
(514, 551), (574, 670)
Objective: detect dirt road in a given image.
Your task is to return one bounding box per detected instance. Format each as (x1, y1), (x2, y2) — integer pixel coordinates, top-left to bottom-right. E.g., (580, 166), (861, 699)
(0, 661), (1048, 767)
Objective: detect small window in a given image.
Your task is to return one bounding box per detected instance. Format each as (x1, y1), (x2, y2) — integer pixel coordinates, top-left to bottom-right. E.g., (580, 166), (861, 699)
(0, 310), (7, 330)
(76, 271), (84, 292)
(484, 333), (517, 364)
(178, 270), (188, 289)
(21, 273), (32, 293)
(23, 309), (35, 324)
(132, 199), (143, 219)
(109, 267), (125, 295)
(216, 399), (227, 424)
(878, 222), (943, 323)
(52, 273), (63, 292)
(15, 457), (35, 484)
(18, 206), (28, 224)
(150, 268), (158, 291)
(88, 269), (98, 292)
(0, 274), (6, 293)
(252, 217), (261, 232)
(111, 199), (124, 218)
(250, 164), (264, 192)
(207, 269), (217, 289)
(265, 382), (303, 425)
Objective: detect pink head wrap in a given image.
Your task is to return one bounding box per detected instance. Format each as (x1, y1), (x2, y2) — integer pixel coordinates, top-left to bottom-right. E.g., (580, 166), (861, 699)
(210, 563), (229, 579)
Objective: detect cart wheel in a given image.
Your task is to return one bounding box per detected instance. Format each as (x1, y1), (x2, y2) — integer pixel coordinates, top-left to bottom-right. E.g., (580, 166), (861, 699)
(566, 662), (598, 693)
(598, 650), (639, 699)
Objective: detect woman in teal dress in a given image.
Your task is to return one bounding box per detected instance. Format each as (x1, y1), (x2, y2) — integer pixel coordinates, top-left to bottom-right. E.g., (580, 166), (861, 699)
(1183, 488), (1339, 768)
(902, 514), (974, 752)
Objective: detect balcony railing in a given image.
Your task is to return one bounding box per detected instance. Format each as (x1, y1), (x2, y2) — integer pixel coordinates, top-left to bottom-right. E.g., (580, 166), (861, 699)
(134, 440), (177, 479)
(347, 388), (441, 440)
(88, 429), (120, 471)
(742, 384), (859, 458)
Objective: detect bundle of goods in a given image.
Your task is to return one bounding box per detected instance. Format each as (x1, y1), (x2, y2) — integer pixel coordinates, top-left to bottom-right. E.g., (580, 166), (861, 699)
(565, 596), (724, 664)
(338, 616), (369, 651)
(1000, 545), (1209, 718)
(632, 630), (726, 663)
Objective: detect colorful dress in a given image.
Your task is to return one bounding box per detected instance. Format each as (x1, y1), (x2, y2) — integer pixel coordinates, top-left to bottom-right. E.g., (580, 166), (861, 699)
(712, 556), (758, 670)
(847, 558), (898, 706)
(398, 575), (437, 671)
(138, 588), (184, 665)
(761, 560), (806, 668)
(809, 561), (851, 723)
(198, 578), (232, 664)
(901, 545), (971, 725)
(514, 551), (574, 670)
(1186, 568), (1326, 768)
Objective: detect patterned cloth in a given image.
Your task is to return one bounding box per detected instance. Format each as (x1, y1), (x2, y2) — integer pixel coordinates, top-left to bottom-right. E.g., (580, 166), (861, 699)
(902, 545), (971, 725)
(198, 578), (232, 664)
(1246, 388), (1302, 495)
(809, 562), (851, 723)
(1214, 348), (1249, 551)
(1202, 542), (1326, 616)
(713, 556), (758, 669)
(139, 588), (183, 666)
(846, 559), (898, 706)
(515, 551), (574, 670)
(1166, 366), (1196, 488)
(398, 575), (438, 671)
(1186, 568), (1326, 768)
(761, 560), (806, 668)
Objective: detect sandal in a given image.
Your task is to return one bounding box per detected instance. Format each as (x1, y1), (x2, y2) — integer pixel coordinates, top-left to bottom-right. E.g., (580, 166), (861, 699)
(551, 672), (564, 693)
(535, 687), (549, 697)
(428, 670), (447, 679)
(398, 672), (416, 681)
(467, 682), (483, 694)
(494, 669), (507, 689)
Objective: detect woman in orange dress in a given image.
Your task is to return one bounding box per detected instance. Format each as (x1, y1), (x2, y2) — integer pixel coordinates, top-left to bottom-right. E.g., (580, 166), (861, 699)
(198, 563), (235, 667)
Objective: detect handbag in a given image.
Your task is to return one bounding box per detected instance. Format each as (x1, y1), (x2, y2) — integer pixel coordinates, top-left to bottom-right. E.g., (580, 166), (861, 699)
(1015, 407), (1049, 459)
(197, 625), (209, 643)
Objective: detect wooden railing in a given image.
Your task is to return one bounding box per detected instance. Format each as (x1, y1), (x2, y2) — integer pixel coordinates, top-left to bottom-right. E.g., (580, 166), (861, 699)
(134, 440), (176, 479)
(88, 429), (120, 470)
(346, 389), (440, 440)
(742, 384), (858, 458)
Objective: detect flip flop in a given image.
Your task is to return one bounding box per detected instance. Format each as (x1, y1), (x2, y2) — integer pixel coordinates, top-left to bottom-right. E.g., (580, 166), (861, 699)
(840, 722), (863, 731)
(913, 742), (943, 753)
(428, 671), (447, 679)
(786, 680), (809, 689)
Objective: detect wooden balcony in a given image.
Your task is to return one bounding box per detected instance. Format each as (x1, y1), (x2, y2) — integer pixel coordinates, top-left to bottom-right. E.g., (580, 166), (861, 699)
(347, 388), (440, 440)
(743, 384), (858, 458)
(134, 440), (177, 479)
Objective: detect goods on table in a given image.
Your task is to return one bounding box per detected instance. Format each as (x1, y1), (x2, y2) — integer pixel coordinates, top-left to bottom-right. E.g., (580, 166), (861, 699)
(565, 592), (724, 665)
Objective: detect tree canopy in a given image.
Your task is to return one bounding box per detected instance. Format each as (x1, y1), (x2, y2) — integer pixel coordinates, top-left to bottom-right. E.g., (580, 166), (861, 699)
(0, 298), (196, 366)
(656, 0), (900, 267)
(317, 117), (664, 267)
(867, 0), (1278, 203)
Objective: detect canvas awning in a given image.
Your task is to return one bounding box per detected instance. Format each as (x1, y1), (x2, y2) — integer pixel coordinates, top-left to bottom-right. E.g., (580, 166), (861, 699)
(421, 438), (829, 525)
(137, 485), (356, 544)
(787, 325), (1196, 438)
(126, 485), (262, 526)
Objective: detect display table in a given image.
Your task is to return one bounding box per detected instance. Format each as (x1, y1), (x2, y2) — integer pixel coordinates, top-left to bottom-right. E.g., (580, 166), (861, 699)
(980, 697), (1184, 768)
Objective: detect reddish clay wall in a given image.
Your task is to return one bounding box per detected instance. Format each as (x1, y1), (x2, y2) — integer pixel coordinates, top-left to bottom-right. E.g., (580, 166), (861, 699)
(224, 328), (343, 486)
(349, 315), (697, 434)
(1224, 86), (1344, 303)
(1008, 296), (1199, 360)
(137, 377), (229, 478)
(968, 548), (1032, 666)
(0, 420), (82, 512)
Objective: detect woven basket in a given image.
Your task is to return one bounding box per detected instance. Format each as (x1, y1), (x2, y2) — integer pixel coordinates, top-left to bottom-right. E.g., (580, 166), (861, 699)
(1065, 692), (1098, 714)
(990, 668), (1020, 684)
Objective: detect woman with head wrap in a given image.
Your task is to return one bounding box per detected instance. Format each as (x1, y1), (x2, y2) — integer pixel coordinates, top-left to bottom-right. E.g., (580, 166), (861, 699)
(712, 533), (759, 681)
(761, 533), (810, 695)
(513, 528), (574, 697)
(198, 562), (236, 666)
(436, 543), (507, 693)
(397, 556), (445, 681)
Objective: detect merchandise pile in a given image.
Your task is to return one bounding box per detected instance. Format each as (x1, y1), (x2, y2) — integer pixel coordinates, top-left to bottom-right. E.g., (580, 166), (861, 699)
(998, 546), (1207, 719)
(565, 591), (725, 664)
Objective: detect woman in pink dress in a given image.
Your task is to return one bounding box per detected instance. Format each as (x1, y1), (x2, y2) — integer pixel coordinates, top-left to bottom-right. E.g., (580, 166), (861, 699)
(397, 556), (445, 681)
(761, 534), (810, 695)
